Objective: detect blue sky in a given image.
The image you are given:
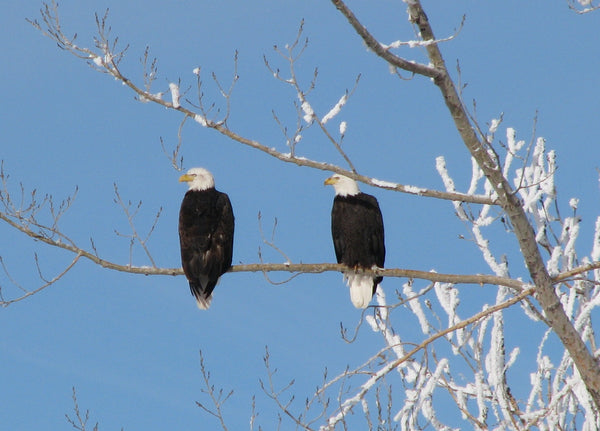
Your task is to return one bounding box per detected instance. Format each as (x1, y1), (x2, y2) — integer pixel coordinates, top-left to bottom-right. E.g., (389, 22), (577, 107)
(2, 1), (600, 429)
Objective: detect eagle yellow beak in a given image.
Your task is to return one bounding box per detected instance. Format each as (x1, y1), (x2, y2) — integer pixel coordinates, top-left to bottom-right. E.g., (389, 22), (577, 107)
(324, 176), (338, 186)
(179, 174), (194, 183)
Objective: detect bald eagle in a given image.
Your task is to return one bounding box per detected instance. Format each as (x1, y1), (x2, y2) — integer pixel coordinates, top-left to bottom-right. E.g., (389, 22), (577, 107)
(324, 174), (385, 308)
(179, 168), (234, 309)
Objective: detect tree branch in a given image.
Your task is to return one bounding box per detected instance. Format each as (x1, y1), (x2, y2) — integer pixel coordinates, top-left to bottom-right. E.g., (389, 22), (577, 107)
(332, 0), (600, 409)
(321, 286), (536, 430)
(27, 4), (495, 206)
(331, 0), (440, 79)
(553, 261), (600, 284)
(0, 253), (81, 306)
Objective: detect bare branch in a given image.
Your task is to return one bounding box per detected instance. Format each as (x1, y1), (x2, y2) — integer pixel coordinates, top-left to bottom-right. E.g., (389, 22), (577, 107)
(330, 0), (600, 409)
(196, 350), (232, 431)
(112, 183), (161, 267)
(330, 0), (440, 79)
(260, 346), (317, 431)
(0, 253), (81, 307)
(65, 387), (100, 431)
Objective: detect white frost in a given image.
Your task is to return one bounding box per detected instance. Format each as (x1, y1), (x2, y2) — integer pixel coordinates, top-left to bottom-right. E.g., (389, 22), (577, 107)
(322, 94), (348, 124)
(339, 121), (347, 135)
(194, 114), (207, 127)
(139, 91), (163, 104)
(404, 185), (426, 194)
(436, 155), (468, 220)
(569, 197), (579, 210)
(488, 118), (501, 135)
(192, 67), (200, 75)
(434, 282), (460, 340)
(403, 282), (429, 334)
(300, 100), (314, 124)
(371, 178), (398, 189)
(169, 83), (180, 108)
(592, 217), (600, 264)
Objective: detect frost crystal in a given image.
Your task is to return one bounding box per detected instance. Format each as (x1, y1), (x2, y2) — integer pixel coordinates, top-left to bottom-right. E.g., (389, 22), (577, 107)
(300, 100), (314, 124)
(169, 83), (180, 108)
(322, 94), (348, 124)
(339, 121), (347, 135)
(592, 217), (600, 263)
(404, 185), (426, 194)
(192, 67), (200, 75)
(569, 197), (579, 210)
(404, 282), (429, 334)
(194, 114), (207, 127)
(488, 118), (501, 135)
(371, 178), (398, 189)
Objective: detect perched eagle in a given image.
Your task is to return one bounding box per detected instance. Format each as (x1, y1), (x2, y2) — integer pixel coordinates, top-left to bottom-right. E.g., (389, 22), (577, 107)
(324, 174), (385, 308)
(178, 168), (234, 309)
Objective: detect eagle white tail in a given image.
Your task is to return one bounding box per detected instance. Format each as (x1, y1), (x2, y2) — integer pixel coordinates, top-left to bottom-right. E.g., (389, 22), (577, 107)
(191, 275), (213, 310)
(195, 296), (212, 310)
(344, 273), (375, 309)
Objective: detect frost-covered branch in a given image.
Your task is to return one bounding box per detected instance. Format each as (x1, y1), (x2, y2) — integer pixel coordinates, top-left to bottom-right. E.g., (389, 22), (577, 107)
(567, 0), (600, 13)
(332, 0), (600, 409)
(20, 1), (600, 429)
(320, 286), (535, 430)
(27, 3), (493, 206)
(381, 14), (465, 50)
(264, 21), (360, 172)
(330, 0), (440, 79)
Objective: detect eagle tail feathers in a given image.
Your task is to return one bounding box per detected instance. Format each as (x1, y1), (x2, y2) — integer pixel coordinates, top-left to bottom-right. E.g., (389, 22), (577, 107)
(194, 295), (212, 310)
(344, 273), (377, 309)
(189, 278), (215, 310)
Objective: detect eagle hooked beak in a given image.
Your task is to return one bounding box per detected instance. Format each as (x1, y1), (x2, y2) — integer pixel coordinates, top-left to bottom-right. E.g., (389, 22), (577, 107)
(324, 176), (338, 186)
(179, 174), (194, 183)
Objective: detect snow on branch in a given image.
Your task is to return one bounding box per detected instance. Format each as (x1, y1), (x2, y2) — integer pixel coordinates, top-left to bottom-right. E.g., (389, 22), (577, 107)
(319, 287), (535, 430)
(264, 23), (360, 172)
(567, 0), (600, 13)
(381, 14), (465, 50)
(27, 3), (494, 207)
(321, 93), (348, 124)
(23, 2), (600, 428)
(435, 120), (600, 423)
(331, 0), (440, 79)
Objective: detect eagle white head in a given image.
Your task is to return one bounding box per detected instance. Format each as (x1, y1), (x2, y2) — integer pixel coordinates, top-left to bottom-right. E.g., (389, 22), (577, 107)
(179, 167), (215, 191)
(324, 174), (360, 197)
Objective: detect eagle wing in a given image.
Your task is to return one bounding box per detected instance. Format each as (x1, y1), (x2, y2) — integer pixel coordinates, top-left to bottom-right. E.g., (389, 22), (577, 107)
(179, 190), (234, 295)
(362, 194), (385, 269)
(213, 192), (235, 275)
(331, 194), (385, 269)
